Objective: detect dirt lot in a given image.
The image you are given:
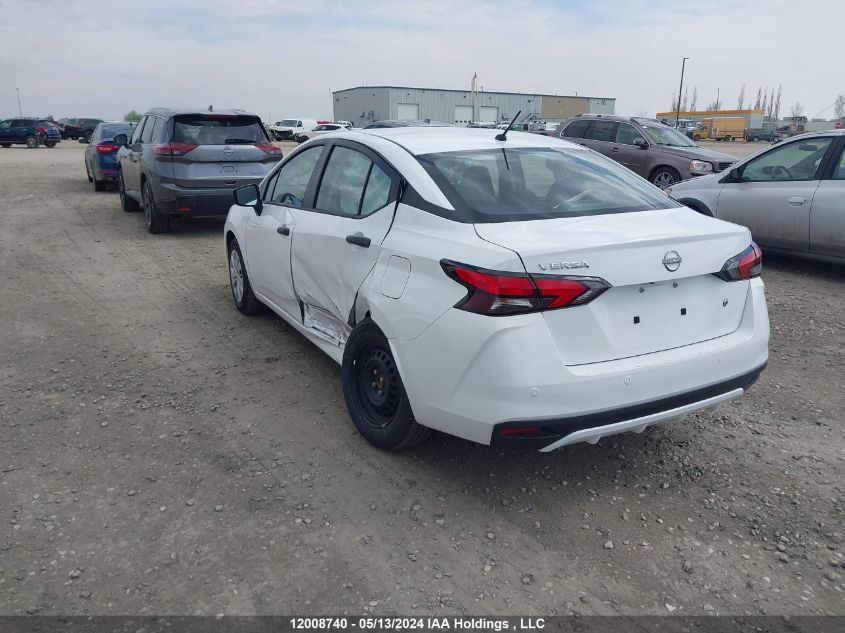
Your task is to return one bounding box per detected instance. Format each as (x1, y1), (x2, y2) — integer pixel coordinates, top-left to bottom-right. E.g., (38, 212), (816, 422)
(1, 143), (843, 617)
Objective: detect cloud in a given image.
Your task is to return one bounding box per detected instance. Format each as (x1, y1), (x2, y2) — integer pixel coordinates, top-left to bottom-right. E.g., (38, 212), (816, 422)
(0, 0), (840, 121)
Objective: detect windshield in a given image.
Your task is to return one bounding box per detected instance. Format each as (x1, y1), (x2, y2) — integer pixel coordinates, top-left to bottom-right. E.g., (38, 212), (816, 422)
(173, 115), (267, 145)
(418, 147), (680, 223)
(280, 119), (299, 126)
(639, 123), (697, 147)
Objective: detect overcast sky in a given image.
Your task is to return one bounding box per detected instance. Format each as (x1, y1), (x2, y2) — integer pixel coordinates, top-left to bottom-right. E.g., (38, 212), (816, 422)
(1, 0), (841, 122)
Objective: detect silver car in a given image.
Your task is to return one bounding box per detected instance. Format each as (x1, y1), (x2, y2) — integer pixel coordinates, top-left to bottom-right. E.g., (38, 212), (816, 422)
(668, 130), (845, 261)
(116, 108), (282, 233)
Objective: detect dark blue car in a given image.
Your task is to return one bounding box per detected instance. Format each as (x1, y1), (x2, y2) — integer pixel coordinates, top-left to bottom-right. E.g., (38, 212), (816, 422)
(0, 118), (62, 148)
(84, 122), (136, 191)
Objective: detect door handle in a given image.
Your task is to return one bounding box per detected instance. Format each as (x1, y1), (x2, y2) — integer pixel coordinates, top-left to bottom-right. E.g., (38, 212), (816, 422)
(610, 146), (620, 152)
(346, 233), (371, 248)
(276, 225), (290, 236)
(786, 196), (808, 206)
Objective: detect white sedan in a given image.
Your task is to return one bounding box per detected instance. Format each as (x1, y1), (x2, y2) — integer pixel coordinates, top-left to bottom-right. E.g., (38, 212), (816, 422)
(224, 128), (769, 450)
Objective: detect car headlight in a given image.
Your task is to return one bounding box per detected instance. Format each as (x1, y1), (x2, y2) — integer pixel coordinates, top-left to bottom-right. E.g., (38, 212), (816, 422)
(689, 160), (713, 172)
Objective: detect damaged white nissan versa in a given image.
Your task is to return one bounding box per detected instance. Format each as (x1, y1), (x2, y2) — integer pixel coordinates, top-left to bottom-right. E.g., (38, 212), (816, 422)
(224, 126), (769, 451)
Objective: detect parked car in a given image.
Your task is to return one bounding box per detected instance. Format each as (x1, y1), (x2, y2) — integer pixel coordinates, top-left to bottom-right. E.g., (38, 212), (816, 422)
(84, 122), (137, 191)
(116, 108), (282, 233)
(744, 128), (782, 143)
(61, 118), (103, 141)
(363, 119), (452, 129)
(224, 128), (768, 451)
(555, 115), (737, 188)
(0, 118), (61, 148)
(295, 123), (351, 143)
(667, 130), (845, 262)
(270, 118), (319, 141)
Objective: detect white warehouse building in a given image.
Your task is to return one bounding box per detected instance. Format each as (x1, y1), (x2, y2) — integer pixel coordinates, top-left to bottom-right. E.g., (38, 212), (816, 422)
(332, 85), (615, 128)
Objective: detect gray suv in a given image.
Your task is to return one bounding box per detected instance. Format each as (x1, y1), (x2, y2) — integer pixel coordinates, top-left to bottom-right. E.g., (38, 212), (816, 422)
(116, 108), (282, 233)
(555, 115), (738, 188)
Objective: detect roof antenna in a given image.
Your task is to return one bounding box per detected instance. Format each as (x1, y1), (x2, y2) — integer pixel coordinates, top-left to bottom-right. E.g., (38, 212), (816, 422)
(495, 110), (522, 141)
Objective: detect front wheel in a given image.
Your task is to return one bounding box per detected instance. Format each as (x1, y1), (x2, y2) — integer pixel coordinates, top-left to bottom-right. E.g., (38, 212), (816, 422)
(751, 136), (759, 142)
(341, 321), (430, 449)
(227, 239), (263, 315)
(651, 167), (680, 189)
(0, 143), (10, 148)
(119, 171), (139, 212)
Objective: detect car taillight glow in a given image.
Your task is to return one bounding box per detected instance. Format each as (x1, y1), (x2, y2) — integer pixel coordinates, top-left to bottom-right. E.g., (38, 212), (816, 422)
(441, 260), (611, 316)
(255, 142), (282, 154)
(95, 143), (120, 154)
(714, 243), (762, 281)
(36, 127), (47, 134)
(152, 143), (197, 156)
(497, 425), (543, 437)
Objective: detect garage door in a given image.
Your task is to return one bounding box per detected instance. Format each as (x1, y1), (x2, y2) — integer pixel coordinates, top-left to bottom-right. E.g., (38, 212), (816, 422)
(454, 105), (473, 124)
(397, 103), (419, 120)
(479, 106), (499, 122)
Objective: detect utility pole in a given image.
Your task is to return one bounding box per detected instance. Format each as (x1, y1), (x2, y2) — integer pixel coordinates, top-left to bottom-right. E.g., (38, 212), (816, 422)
(15, 87), (22, 116)
(675, 57), (689, 126)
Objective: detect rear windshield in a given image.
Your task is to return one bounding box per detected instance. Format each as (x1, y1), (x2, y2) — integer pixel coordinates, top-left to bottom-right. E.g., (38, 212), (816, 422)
(96, 123), (135, 141)
(417, 147), (680, 223)
(173, 114), (267, 145)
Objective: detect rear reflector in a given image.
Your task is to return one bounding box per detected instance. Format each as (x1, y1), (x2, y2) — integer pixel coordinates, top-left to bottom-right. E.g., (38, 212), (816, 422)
(152, 142), (197, 156)
(497, 425), (543, 437)
(95, 143), (120, 154)
(255, 142), (282, 155)
(441, 260), (610, 316)
(714, 243), (762, 281)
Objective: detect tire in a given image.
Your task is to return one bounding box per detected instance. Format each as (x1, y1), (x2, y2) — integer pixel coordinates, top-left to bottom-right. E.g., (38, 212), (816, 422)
(44, 141), (56, 148)
(651, 167), (681, 189)
(0, 143), (10, 148)
(227, 238), (263, 315)
(142, 181), (169, 234)
(86, 164), (93, 183)
(724, 136), (732, 142)
(24, 134), (38, 148)
(94, 179), (107, 192)
(751, 136), (759, 142)
(341, 320), (430, 449)
(693, 134), (701, 141)
(118, 171), (139, 212)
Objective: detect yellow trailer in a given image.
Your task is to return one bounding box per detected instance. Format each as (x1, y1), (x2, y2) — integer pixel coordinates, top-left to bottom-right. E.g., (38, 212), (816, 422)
(693, 117), (746, 142)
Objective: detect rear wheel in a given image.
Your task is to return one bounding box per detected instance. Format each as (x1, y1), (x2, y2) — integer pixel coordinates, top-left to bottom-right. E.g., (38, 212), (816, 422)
(651, 167), (680, 189)
(24, 134), (38, 148)
(751, 135), (759, 142)
(724, 135), (732, 142)
(227, 239), (263, 315)
(119, 171), (139, 212)
(341, 321), (430, 449)
(142, 181), (169, 234)
(44, 141), (56, 148)
(693, 134), (701, 141)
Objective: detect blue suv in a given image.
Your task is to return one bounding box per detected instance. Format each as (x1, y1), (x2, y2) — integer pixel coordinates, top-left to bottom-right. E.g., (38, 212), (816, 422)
(0, 118), (62, 148)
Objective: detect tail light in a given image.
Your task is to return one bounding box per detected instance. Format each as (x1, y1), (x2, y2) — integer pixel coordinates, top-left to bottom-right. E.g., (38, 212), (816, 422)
(95, 143), (120, 154)
(714, 243), (762, 281)
(441, 260), (610, 316)
(152, 143), (197, 156)
(36, 127), (47, 134)
(255, 142), (282, 155)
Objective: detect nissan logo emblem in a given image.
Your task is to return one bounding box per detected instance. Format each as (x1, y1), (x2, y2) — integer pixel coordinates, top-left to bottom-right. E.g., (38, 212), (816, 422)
(662, 250), (682, 272)
(223, 145), (234, 156)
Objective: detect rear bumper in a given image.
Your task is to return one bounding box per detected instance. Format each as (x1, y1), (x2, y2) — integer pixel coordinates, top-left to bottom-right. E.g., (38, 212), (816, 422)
(158, 182), (260, 218)
(391, 278), (769, 449)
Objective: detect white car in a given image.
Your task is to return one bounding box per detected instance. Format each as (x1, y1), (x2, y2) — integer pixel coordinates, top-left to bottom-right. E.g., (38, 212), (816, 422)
(224, 128), (769, 451)
(269, 117), (319, 141)
(295, 123), (352, 143)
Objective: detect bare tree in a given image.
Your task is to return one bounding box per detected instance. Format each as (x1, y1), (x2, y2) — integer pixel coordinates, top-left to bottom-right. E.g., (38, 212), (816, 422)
(790, 101), (805, 118)
(737, 83), (746, 110)
(690, 86), (698, 111)
(773, 85), (783, 122)
(834, 94), (845, 119)
(753, 87), (762, 110)
(761, 88), (769, 114)
(705, 95), (721, 111)
(681, 86), (689, 112)
(670, 95), (679, 112)
(636, 107), (650, 117)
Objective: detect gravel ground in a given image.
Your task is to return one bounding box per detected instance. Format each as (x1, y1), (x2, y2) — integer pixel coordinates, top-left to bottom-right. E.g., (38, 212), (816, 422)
(0, 143), (843, 617)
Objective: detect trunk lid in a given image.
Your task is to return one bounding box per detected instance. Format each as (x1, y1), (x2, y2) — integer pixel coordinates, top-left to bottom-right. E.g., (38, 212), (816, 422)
(474, 208), (752, 365)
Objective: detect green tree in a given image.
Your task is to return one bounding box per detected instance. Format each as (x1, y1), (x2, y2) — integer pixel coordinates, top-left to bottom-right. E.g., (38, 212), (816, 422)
(123, 110), (141, 122)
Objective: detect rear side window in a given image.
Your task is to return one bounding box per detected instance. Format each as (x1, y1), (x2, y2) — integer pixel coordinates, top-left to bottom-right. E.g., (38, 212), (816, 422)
(173, 114), (267, 145)
(418, 147), (681, 223)
(140, 117), (158, 143)
(586, 120), (618, 142)
(316, 147), (372, 216)
(561, 119), (590, 139)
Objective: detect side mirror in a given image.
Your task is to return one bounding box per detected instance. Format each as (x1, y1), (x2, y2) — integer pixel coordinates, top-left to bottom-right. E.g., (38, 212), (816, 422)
(633, 137), (648, 149)
(114, 134), (128, 147)
(234, 184), (262, 213)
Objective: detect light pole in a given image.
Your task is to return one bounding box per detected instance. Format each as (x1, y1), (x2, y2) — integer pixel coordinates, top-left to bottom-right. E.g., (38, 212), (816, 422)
(675, 58), (689, 126)
(15, 87), (22, 116)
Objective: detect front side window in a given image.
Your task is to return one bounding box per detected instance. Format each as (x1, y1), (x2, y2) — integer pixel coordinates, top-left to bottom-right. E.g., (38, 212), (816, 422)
(267, 145), (324, 207)
(586, 120), (618, 142)
(418, 147), (680, 223)
(832, 146), (845, 180)
(741, 137), (833, 182)
(616, 123), (646, 146)
(0, 120), (10, 130)
(130, 117), (146, 144)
